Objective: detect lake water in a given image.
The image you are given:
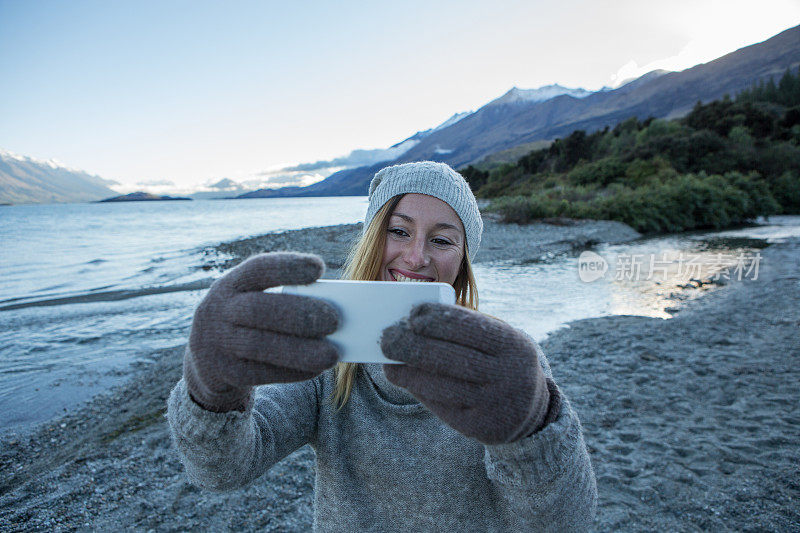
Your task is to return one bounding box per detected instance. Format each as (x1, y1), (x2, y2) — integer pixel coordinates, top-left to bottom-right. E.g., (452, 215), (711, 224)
(0, 197), (369, 434)
(2, 198), (799, 436)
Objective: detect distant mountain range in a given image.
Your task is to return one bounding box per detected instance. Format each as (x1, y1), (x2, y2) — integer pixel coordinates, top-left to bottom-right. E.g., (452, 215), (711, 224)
(98, 192), (191, 202)
(241, 24), (800, 198)
(0, 150), (120, 204)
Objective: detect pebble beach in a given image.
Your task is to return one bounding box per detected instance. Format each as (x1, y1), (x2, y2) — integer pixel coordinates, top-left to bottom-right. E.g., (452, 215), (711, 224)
(1, 218), (798, 532)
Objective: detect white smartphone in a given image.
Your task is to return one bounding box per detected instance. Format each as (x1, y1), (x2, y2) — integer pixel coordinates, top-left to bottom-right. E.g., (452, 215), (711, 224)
(280, 279), (456, 364)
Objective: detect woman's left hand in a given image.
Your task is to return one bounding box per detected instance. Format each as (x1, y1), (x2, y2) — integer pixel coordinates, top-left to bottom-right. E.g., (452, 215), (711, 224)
(381, 302), (552, 445)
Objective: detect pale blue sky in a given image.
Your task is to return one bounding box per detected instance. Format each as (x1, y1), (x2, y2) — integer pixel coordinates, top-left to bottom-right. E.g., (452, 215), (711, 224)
(1, 0), (798, 192)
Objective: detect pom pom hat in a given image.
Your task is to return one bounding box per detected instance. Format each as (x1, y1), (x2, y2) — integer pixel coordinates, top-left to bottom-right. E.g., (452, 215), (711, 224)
(364, 161), (483, 261)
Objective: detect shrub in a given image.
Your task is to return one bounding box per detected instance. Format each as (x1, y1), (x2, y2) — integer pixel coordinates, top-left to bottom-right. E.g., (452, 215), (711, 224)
(460, 165), (490, 192)
(488, 171), (777, 234)
(771, 171), (800, 213)
(567, 156), (627, 186)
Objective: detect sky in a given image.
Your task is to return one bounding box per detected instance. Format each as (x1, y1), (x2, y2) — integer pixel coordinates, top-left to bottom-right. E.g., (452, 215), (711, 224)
(1, 0), (799, 193)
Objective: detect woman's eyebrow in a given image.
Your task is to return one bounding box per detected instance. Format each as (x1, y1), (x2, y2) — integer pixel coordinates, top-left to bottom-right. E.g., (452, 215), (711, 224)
(391, 212), (460, 232)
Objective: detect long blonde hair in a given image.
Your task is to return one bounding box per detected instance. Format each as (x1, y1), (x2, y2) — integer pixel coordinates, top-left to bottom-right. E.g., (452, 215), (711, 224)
(331, 194), (479, 410)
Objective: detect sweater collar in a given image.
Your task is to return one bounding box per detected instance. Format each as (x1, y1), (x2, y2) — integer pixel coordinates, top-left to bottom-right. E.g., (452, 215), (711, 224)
(363, 363), (420, 406)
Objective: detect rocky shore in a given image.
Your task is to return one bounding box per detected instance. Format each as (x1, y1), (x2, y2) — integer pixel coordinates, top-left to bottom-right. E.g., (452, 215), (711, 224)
(1, 221), (798, 531)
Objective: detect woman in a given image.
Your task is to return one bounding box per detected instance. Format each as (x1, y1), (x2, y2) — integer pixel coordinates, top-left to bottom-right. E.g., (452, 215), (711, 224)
(168, 161), (597, 531)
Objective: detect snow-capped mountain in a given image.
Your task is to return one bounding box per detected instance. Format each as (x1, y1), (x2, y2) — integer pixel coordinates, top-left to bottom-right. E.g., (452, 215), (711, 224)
(488, 84), (593, 106)
(430, 111), (473, 132)
(0, 149), (120, 204)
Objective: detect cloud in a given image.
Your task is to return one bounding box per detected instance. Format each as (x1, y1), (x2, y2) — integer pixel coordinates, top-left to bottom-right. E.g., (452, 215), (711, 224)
(244, 171), (328, 190)
(609, 36), (721, 87)
(608, 14), (800, 88)
(281, 139), (419, 175)
(244, 138), (421, 191)
(136, 179), (176, 187)
(609, 60), (644, 87)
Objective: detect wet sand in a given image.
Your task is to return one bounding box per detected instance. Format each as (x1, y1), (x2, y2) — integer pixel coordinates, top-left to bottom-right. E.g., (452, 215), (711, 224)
(1, 222), (798, 531)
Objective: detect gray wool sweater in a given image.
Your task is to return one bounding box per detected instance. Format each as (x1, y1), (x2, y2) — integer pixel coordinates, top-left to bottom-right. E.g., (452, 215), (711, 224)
(166, 349), (597, 532)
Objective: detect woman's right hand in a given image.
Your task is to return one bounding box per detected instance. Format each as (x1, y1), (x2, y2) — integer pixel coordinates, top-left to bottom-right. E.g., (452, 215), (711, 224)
(183, 252), (341, 412)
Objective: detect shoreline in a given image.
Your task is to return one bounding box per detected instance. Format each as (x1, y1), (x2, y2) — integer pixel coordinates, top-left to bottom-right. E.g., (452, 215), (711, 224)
(2, 225), (798, 530)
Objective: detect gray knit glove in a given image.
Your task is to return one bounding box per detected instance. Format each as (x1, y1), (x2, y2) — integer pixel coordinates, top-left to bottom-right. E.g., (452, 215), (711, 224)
(183, 252), (340, 413)
(381, 303), (552, 445)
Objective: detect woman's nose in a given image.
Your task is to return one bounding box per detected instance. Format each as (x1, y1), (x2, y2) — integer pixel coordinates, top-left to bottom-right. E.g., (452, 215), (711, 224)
(402, 237), (429, 269)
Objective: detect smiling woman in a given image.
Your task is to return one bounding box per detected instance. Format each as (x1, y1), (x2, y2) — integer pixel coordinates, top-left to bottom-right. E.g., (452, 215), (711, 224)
(381, 194), (465, 285)
(167, 161), (598, 531)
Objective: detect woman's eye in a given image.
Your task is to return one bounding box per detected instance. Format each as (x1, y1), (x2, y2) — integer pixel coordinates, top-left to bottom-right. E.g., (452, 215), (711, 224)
(388, 228), (409, 237)
(432, 238), (453, 246)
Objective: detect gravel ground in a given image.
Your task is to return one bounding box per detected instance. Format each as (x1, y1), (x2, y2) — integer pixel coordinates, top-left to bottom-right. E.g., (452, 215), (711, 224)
(547, 237), (800, 532)
(2, 222), (798, 532)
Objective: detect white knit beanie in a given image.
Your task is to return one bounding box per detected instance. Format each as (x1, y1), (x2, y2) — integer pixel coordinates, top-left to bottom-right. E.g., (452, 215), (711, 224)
(364, 161), (483, 261)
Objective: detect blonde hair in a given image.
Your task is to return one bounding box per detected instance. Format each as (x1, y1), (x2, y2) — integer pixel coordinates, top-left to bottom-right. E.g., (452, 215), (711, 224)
(331, 194), (479, 410)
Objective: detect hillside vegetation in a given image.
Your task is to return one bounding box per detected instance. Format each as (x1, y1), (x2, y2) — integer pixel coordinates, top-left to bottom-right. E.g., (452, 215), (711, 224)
(462, 67), (800, 234)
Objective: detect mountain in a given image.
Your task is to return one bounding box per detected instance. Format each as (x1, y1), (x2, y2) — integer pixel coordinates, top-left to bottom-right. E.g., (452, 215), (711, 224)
(209, 178), (239, 189)
(99, 192), (191, 202)
(242, 24), (800, 198)
(0, 149), (120, 204)
(186, 177), (253, 200)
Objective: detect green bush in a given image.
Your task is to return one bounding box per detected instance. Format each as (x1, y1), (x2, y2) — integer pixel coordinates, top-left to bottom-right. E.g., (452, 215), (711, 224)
(460, 165), (489, 192)
(771, 171), (800, 213)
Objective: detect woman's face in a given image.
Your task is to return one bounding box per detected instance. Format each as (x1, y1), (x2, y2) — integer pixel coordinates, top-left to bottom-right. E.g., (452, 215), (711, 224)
(380, 193), (465, 286)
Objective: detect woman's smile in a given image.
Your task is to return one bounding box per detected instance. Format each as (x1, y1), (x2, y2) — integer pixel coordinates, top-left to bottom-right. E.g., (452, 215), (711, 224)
(388, 268), (435, 282)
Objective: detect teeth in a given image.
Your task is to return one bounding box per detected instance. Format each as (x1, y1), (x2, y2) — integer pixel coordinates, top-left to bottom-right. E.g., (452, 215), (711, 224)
(393, 272), (432, 282)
